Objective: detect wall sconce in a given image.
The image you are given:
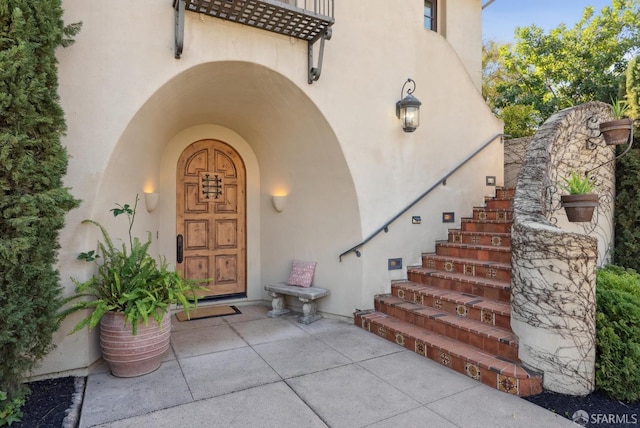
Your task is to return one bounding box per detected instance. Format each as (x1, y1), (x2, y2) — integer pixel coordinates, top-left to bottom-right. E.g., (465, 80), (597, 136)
(396, 78), (422, 132)
(144, 192), (159, 213)
(272, 195), (287, 212)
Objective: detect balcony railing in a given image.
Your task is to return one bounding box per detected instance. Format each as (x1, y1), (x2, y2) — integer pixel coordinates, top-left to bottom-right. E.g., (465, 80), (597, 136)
(174, 0), (335, 82)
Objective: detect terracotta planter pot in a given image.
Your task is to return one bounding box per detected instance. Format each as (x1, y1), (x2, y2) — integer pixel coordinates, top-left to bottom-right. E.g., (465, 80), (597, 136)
(599, 118), (633, 145)
(99, 311), (171, 377)
(560, 194), (599, 223)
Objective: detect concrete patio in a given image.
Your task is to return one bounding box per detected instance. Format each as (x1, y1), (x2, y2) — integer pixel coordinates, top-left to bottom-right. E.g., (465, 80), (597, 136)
(79, 304), (574, 427)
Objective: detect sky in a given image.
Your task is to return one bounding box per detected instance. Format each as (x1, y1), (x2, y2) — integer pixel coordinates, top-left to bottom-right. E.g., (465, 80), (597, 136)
(482, 0), (614, 44)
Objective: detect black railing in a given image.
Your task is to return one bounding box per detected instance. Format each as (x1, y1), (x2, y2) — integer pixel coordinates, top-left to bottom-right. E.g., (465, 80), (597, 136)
(182, 0), (334, 42)
(338, 133), (506, 261)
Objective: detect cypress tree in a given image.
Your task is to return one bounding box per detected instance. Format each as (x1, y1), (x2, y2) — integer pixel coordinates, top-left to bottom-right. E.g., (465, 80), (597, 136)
(0, 0), (79, 406)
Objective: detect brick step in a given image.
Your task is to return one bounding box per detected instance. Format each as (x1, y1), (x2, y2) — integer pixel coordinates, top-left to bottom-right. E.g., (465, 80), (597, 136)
(494, 188), (515, 199)
(435, 242), (511, 264)
(391, 280), (511, 330)
(472, 207), (513, 222)
(484, 197), (512, 210)
(375, 294), (517, 361)
(354, 310), (542, 397)
(407, 267), (511, 302)
(419, 254), (512, 283)
(461, 219), (512, 234)
(447, 230), (511, 248)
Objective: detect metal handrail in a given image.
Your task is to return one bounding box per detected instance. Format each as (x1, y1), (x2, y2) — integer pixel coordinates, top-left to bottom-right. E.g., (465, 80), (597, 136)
(338, 133), (506, 261)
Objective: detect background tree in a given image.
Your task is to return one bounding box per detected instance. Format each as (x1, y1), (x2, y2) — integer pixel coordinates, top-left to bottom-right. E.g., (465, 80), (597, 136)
(0, 0), (80, 415)
(627, 55), (640, 120)
(615, 54), (640, 270)
(484, 0), (640, 136)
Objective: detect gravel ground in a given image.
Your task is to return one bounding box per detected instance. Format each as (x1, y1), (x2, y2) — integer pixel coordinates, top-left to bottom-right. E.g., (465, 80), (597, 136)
(524, 391), (640, 427)
(11, 377), (84, 428)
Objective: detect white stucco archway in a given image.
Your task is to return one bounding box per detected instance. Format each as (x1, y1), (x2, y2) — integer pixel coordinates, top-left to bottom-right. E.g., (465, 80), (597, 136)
(93, 61), (363, 318)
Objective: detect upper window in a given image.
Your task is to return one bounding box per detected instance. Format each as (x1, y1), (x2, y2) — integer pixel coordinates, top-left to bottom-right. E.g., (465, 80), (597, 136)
(424, 1), (437, 31)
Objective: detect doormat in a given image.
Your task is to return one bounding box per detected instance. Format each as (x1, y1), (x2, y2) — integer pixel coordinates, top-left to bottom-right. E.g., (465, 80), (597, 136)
(175, 305), (241, 322)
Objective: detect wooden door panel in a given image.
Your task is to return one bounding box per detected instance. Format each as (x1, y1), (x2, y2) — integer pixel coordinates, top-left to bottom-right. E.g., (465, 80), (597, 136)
(215, 255), (238, 283)
(215, 220), (237, 248)
(185, 221), (208, 249)
(214, 150), (237, 178)
(177, 140), (246, 299)
(184, 256), (209, 280)
(185, 149), (208, 175)
(215, 185), (237, 212)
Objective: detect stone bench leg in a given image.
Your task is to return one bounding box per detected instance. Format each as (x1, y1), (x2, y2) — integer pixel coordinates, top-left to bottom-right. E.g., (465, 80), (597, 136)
(298, 297), (321, 324)
(267, 291), (291, 318)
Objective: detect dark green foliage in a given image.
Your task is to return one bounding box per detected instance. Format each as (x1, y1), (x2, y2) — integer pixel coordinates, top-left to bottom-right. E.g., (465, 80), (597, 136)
(596, 266), (640, 401)
(614, 141), (640, 271)
(627, 55), (640, 120)
(0, 391), (24, 426)
(0, 0), (79, 412)
(614, 54), (640, 270)
(59, 198), (204, 336)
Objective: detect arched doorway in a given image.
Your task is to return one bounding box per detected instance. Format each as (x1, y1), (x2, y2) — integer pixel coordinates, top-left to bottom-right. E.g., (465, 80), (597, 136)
(176, 139), (247, 299)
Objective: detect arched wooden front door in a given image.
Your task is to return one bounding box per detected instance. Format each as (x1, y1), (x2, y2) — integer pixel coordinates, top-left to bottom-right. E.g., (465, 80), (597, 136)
(176, 139), (246, 299)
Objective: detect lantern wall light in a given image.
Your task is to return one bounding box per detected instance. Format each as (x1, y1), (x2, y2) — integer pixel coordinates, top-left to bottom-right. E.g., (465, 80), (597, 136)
(396, 78), (422, 132)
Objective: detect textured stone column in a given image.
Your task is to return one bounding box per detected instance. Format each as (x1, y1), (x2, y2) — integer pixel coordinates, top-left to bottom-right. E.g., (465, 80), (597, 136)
(510, 102), (613, 395)
(511, 222), (597, 395)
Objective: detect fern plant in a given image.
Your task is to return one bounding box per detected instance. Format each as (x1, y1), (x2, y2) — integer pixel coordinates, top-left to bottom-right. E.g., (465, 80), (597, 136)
(59, 196), (204, 335)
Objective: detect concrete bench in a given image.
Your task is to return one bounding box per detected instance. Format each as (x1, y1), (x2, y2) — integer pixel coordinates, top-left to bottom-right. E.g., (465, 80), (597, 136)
(264, 282), (330, 324)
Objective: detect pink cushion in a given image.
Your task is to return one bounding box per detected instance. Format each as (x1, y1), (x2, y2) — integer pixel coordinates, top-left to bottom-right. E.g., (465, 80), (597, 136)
(287, 260), (317, 288)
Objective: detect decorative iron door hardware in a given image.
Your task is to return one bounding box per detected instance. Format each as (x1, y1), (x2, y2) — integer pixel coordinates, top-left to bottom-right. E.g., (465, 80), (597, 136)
(176, 234), (184, 264)
(201, 173), (223, 199)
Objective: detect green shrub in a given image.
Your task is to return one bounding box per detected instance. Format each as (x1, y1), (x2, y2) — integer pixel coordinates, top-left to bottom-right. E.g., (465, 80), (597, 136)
(614, 142), (640, 271)
(0, 390), (25, 426)
(595, 265), (640, 401)
(0, 0), (80, 408)
(615, 55), (640, 269)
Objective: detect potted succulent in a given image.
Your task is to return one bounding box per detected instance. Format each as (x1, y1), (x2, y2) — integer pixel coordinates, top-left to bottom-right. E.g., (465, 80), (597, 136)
(59, 196), (203, 377)
(599, 99), (633, 145)
(558, 171), (599, 222)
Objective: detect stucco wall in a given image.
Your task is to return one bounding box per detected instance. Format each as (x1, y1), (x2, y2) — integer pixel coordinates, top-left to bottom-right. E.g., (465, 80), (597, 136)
(43, 0), (501, 378)
(444, 0), (483, 90)
(504, 136), (533, 189)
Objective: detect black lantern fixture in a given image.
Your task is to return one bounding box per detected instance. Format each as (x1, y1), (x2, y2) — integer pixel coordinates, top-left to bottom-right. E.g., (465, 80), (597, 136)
(396, 78), (422, 132)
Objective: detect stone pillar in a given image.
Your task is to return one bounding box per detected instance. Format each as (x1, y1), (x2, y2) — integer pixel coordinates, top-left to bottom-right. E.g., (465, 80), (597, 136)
(298, 297), (321, 324)
(266, 291), (290, 317)
(511, 222), (597, 395)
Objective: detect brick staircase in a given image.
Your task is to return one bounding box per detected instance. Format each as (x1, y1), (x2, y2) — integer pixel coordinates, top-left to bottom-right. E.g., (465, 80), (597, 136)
(354, 188), (543, 396)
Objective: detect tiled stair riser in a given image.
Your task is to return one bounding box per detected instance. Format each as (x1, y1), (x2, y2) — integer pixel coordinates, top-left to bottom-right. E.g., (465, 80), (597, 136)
(447, 231), (512, 247)
(472, 209), (513, 222)
(354, 311), (543, 397)
(354, 188), (543, 396)
(391, 282), (511, 330)
(484, 198), (512, 210)
(435, 244), (511, 264)
(416, 257), (512, 284)
(407, 271), (511, 303)
(374, 296), (518, 361)
(461, 220), (512, 233)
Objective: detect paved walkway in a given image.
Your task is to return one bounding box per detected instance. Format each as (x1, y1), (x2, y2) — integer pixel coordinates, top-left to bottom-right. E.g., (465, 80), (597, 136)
(79, 304), (575, 427)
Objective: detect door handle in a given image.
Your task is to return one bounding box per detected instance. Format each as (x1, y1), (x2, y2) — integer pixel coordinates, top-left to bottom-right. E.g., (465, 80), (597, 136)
(176, 234), (183, 264)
